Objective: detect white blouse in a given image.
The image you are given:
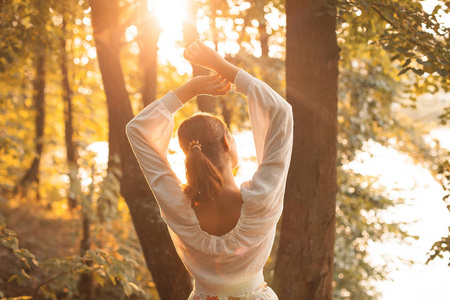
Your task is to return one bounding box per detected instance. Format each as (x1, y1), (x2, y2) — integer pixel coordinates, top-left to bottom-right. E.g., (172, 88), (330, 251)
(126, 69), (293, 299)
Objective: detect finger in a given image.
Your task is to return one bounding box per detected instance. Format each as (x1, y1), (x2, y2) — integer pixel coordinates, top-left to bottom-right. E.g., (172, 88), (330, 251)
(218, 81), (232, 91)
(183, 48), (194, 61)
(210, 80), (229, 91)
(188, 43), (201, 54)
(203, 73), (220, 83)
(221, 83), (233, 95)
(211, 75), (227, 85)
(196, 40), (208, 49)
(215, 82), (232, 95)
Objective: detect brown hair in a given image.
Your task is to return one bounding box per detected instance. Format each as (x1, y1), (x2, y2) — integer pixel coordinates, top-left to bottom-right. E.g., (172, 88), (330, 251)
(177, 112), (229, 205)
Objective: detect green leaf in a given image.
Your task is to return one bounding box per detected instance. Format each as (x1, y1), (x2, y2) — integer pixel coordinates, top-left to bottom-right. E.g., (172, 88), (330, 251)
(93, 273), (105, 286)
(77, 265), (93, 274)
(412, 68), (425, 75)
(437, 69), (449, 77)
(4, 228), (18, 236)
(128, 282), (140, 292)
(40, 286), (57, 300)
(117, 248), (130, 256)
(2, 236), (19, 250)
(390, 54), (400, 61)
(416, 59), (433, 67)
(43, 258), (60, 269)
(402, 58), (412, 68)
(92, 252), (105, 265)
(8, 274), (18, 283)
(108, 274), (116, 286)
(396, 46), (410, 53)
(398, 67), (411, 76)
(21, 268), (31, 279)
(18, 248), (36, 259)
(382, 43), (394, 51)
(123, 282), (132, 296)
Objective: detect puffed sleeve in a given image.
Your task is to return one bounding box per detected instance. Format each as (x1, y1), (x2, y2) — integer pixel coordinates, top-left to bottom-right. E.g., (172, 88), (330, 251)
(125, 91), (194, 229)
(234, 69), (294, 242)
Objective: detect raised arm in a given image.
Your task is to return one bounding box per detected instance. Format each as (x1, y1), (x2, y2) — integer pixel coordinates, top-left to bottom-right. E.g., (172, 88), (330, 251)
(183, 41), (240, 83)
(185, 41), (294, 241)
(126, 74), (232, 230)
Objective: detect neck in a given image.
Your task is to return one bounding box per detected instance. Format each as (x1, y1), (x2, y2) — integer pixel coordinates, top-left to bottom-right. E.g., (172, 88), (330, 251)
(220, 161), (239, 192)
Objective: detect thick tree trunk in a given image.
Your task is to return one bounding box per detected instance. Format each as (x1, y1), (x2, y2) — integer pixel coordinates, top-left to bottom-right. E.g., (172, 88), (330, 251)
(273, 0), (339, 299)
(182, 1), (215, 113)
(61, 17), (79, 210)
(90, 1), (192, 299)
(137, 0), (160, 107)
(18, 52), (46, 200)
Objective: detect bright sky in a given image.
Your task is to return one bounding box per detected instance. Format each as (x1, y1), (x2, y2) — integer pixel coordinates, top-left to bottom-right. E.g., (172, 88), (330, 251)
(144, 0), (449, 76)
(145, 0), (286, 75)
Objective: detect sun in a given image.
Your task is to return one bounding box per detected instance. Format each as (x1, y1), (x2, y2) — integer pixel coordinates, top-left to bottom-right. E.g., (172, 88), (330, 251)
(148, 0), (188, 33)
(147, 0), (193, 74)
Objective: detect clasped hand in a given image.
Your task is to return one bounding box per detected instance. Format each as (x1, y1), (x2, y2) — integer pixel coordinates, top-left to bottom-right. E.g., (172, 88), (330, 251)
(190, 74), (232, 96)
(174, 41), (235, 103)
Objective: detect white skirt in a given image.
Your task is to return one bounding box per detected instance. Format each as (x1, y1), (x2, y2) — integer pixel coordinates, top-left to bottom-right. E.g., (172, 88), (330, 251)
(187, 283), (278, 300)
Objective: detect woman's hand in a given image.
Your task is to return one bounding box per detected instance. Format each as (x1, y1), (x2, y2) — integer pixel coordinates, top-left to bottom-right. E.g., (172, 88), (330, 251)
(191, 74), (232, 96)
(184, 41), (225, 71)
(184, 41), (240, 83)
(174, 74), (232, 104)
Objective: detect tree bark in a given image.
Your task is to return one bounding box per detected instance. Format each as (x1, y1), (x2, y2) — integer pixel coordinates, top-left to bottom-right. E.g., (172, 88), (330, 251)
(61, 16), (79, 210)
(273, 0), (339, 299)
(18, 52), (46, 200)
(256, 1), (269, 59)
(137, 0), (160, 107)
(78, 173), (94, 300)
(182, 0), (215, 113)
(90, 1), (192, 299)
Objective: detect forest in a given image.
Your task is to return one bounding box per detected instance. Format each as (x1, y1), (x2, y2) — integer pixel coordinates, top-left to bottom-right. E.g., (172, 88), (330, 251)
(0, 0), (449, 299)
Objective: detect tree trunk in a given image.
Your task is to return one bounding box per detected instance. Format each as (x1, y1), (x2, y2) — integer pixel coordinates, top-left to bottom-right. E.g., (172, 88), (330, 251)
(90, 1), (192, 299)
(256, 1), (269, 59)
(220, 99), (232, 128)
(273, 0), (339, 299)
(255, 0), (270, 83)
(137, 0), (160, 107)
(78, 173), (94, 300)
(61, 17), (79, 210)
(182, 0), (215, 113)
(78, 214), (94, 300)
(18, 52), (46, 201)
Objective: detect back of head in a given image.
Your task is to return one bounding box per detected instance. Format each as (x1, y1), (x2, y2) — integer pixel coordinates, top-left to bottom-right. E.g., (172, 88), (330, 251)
(178, 112), (229, 205)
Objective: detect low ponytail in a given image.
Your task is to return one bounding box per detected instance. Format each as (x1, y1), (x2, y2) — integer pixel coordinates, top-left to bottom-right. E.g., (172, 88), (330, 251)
(177, 113), (229, 205)
(183, 143), (223, 205)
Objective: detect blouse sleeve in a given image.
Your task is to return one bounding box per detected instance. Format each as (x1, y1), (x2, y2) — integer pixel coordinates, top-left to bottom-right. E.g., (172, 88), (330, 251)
(125, 92), (194, 229)
(234, 69), (294, 240)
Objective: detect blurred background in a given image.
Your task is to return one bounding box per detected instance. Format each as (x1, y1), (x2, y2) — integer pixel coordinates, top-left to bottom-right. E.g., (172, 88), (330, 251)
(0, 0), (449, 299)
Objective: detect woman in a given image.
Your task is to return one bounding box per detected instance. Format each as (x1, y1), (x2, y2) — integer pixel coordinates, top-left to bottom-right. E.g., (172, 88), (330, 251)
(126, 41), (293, 300)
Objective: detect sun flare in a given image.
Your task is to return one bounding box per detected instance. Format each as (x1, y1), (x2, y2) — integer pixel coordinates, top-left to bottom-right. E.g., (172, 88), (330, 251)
(147, 0), (192, 74)
(148, 0), (187, 33)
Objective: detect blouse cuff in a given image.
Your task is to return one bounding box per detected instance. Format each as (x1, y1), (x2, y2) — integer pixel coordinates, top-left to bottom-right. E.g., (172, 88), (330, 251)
(233, 69), (254, 95)
(160, 91), (184, 114)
